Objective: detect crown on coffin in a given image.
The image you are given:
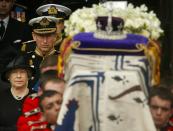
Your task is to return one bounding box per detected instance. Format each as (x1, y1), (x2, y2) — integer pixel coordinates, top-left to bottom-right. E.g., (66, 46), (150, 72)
(94, 16), (126, 40)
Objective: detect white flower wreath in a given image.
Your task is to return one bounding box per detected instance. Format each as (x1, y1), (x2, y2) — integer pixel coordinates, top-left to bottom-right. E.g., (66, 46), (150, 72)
(64, 3), (163, 40)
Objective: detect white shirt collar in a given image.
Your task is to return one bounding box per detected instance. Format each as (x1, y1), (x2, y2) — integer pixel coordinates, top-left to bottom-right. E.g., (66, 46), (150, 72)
(0, 16), (9, 29)
(50, 125), (56, 130)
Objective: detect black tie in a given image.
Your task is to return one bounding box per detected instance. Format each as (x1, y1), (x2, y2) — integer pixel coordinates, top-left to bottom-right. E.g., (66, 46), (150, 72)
(0, 21), (5, 39)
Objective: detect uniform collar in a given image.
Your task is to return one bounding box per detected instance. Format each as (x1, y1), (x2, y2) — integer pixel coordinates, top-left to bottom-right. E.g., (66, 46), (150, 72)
(35, 47), (56, 57)
(55, 35), (62, 46)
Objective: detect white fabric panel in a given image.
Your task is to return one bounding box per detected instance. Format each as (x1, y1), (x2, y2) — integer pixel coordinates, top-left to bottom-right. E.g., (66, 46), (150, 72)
(57, 70), (156, 131)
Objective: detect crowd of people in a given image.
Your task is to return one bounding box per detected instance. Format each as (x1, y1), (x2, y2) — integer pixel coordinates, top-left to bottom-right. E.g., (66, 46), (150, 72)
(0, 0), (67, 130)
(0, 0), (173, 131)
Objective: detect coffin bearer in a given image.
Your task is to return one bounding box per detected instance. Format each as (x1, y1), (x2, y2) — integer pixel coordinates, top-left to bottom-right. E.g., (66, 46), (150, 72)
(39, 90), (62, 130)
(149, 87), (173, 131)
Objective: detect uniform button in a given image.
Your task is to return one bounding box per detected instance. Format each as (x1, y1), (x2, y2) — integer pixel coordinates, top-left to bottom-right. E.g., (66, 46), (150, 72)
(30, 65), (34, 68)
(32, 55), (35, 58)
(31, 76), (34, 80)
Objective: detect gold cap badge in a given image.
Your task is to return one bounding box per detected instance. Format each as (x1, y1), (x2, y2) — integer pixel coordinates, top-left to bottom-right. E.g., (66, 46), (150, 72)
(48, 6), (58, 15)
(40, 17), (50, 26)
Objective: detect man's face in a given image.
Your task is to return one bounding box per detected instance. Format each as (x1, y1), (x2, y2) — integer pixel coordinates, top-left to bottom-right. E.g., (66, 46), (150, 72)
(32, 33), (56, 55)
(9, 68), (29, 88)
(56, 21), (64, 34)
(0, 0), (14, 18)
(150, 96), (172, 129)
(41, 93), (62, 125)
(44, 81), (65, 94)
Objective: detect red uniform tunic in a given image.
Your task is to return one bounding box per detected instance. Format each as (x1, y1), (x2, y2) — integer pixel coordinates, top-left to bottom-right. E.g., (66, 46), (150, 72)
(17, 93), (52, 131)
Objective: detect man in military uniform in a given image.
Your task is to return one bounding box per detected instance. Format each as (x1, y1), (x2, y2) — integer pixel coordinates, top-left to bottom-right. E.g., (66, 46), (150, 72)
(21, 3), (72, 53)
(39, 90), (62, 130)
(17, 93), (52, 131)
(24, 16), (59, 89)
(36, 3), (71, 50)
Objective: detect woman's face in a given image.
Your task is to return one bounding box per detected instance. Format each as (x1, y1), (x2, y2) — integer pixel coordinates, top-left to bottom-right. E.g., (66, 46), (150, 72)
(8, 68), (29, 88)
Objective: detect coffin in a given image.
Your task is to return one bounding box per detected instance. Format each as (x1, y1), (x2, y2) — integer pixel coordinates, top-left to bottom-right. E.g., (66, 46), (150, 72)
(56, 32), (158, 131)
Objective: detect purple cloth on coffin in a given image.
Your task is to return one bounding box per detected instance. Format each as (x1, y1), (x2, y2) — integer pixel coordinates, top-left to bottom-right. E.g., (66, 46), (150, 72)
(72, 33), (149, 55)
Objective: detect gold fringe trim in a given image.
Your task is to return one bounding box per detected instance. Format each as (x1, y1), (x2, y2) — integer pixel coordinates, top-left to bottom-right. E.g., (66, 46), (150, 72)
(57, 36), (73, 78)
(71, 41), (146, 53)
(144, 39), (161, 86)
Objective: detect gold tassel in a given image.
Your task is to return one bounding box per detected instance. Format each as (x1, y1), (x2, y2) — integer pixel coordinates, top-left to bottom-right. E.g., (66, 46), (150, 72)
(145, 39), (161, 86)
(21, 43), (26, 52)
(57, 36), (73, 78)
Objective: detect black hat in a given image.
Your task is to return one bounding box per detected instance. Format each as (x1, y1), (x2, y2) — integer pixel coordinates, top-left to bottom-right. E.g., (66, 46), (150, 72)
(29, 16), (58, 34)
(1, 55), (35, 82)
(36, 4), (71, 19)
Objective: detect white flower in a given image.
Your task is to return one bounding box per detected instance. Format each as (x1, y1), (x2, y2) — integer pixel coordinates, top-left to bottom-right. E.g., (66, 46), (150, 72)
(64, 3), (164, 40)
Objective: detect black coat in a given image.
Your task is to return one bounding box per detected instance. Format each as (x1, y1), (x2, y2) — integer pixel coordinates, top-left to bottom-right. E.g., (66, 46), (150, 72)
(0, 88), (35, 130)
(24, 49), (59, 89)
(0, 17), (32, 71)
(1, 17), (32, 49)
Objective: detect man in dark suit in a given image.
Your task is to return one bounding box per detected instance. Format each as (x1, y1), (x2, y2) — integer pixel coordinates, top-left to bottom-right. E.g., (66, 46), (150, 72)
(0, 0), (32, 91)
(0, 0), (32, 69)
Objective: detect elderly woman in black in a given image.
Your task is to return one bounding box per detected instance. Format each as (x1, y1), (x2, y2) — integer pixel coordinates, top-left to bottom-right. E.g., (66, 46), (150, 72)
(0, 55), (35, 130)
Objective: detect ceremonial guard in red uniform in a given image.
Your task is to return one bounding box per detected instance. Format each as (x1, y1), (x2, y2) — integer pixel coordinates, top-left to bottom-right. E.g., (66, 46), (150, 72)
(17, 93), (52, 131)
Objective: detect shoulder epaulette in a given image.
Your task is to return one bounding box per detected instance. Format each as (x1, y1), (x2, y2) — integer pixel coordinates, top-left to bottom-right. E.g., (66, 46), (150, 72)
(26, 51), (34, 54)
(24, 107), (40, 117)
(28, 93), (38, 99)
(21, 40), (35, 52)
(22, 40), (35, 44)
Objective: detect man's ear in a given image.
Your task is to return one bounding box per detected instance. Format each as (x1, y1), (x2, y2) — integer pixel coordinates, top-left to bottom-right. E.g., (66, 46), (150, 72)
(32, 32), (36, 41)
(169, 108), (173, 118)
(38, 88), (43, 96)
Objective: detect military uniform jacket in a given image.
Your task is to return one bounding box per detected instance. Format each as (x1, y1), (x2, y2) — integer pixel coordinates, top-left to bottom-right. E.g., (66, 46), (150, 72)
(23, 48), (59, 89)
(21, 35), (63, 53)
(17, 93), (52, 131)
